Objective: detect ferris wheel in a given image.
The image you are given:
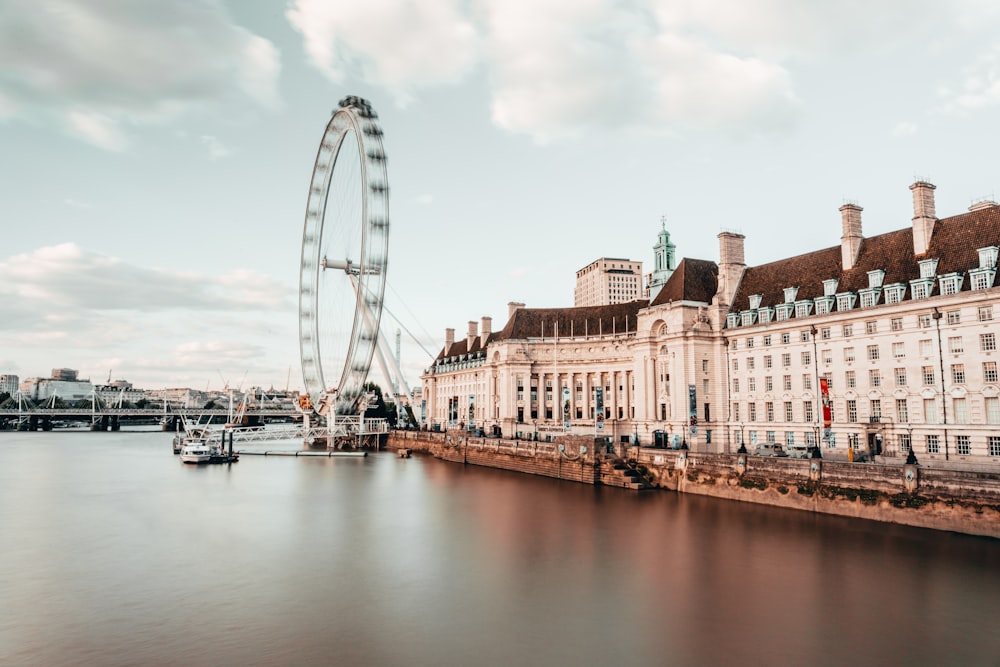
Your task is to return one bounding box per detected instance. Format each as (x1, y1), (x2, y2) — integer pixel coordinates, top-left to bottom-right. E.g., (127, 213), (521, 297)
(299, 96), (389, 416)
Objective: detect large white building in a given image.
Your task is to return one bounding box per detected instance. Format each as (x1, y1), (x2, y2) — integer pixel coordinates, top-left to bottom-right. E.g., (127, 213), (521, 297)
(574, 257), (643, 306)
(422, 180), (1000, 466)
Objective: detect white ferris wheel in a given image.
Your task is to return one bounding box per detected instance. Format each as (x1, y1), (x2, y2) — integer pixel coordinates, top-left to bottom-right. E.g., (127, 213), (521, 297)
(299, 96), (390, 418)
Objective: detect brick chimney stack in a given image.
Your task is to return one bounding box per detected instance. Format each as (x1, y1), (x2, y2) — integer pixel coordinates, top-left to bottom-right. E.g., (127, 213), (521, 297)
(467, 321), (478, 348)
(480, 316), (492, 338)
(715, 231), (746, 307)
(508, 301), (525, 320)
(445, 328), (455, 350)
(840, 203), (863, 270)
(910, 181), (937, 256)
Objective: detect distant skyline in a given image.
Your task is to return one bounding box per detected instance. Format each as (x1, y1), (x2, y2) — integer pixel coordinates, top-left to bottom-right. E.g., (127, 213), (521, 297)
(4, 0), (1000, 390)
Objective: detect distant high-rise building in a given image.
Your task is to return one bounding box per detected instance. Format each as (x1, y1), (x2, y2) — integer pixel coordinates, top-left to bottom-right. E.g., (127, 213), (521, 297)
(0, 374), (19, 396)
(647, 216), (677, 301)
(574, 258), (643, 307)
(51, 368), (78, 381)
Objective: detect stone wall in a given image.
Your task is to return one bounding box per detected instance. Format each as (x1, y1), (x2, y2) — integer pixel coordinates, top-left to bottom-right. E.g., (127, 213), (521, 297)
(388, 431), (1000, 539)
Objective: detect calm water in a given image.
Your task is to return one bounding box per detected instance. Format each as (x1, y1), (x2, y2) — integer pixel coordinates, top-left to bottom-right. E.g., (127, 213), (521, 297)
(1, 429), (999, 667)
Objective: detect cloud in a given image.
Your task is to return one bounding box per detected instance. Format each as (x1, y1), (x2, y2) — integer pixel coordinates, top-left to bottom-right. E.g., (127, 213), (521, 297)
(200, 134), (230, 159)
(0, 243), (294, 318)
(938, 43), (1000, 115)
(0, 0), (281, 150)
(891, 121), (919, 137)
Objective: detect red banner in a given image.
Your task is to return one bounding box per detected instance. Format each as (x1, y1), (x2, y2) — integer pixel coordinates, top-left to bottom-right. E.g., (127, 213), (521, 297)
(820, 378), (832, 429)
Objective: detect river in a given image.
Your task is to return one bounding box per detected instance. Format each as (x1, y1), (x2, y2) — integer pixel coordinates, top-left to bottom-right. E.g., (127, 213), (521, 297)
(1, 429), (998, 666)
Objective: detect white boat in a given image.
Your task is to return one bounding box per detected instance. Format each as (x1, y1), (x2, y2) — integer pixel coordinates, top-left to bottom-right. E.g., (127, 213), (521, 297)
(179, 438), (212, 463)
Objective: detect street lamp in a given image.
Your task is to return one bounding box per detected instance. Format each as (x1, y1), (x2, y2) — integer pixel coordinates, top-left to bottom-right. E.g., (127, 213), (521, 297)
(905, 424), (918, 465)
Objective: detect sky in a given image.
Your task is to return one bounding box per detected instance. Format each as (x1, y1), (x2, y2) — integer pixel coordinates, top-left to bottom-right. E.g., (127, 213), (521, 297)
(3, 0), (1000, 394)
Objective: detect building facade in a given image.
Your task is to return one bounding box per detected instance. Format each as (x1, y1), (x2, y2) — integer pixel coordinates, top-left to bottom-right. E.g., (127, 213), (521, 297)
(574, 257), (643, 307)
(423, 181), (1000, 466)
(0, 374), (18, 396)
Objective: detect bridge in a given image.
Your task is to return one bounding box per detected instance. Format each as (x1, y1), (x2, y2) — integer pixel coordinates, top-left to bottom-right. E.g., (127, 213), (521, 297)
(0, 407), (301, 431)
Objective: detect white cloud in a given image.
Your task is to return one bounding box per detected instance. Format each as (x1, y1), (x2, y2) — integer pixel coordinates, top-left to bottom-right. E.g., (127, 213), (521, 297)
(938, 43), (1000, 115)
(891, 121), (919, 137)
(0, 0), (282, 150)
(200, 134), (230, 159)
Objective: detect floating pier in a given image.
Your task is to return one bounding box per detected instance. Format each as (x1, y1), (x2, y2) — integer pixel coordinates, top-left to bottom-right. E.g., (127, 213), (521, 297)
(236, 450), (367, 457)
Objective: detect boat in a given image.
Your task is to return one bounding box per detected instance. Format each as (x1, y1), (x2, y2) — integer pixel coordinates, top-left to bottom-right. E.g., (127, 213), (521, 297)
(179, 438), (212, 463)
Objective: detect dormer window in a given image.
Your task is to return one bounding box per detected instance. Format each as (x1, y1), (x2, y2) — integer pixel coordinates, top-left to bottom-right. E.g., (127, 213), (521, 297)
(758, 307), (773, 324)
(823, 279), (839, 297)
(859, 288), (881, 308)
(884, 283), (906, 304)
(740, 310), (757, 326)
(919, 258), (939, 279)
(978, 246), (998, 269)
(867, 270), (885, 288)
(726, 313), (739, 328)
(938, 273), (964, 296)
(795, 300), (813, 318)
(910, 277), (934, 300)
(749, 294), (763, 309)
(836, 292), (856, 311)
(775, 303), (794, 321)
(970, 266), (996, 291)
(815, 296), (834, 315)
(783, 287), (798, 303)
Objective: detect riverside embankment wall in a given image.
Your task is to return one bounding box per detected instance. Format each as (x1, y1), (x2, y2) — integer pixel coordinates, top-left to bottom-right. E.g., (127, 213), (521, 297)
(387, 430), (1000, 539)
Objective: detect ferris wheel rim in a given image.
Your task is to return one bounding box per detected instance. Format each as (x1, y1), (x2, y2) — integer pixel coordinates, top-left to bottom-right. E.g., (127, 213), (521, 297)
(298, 97), (389, 415)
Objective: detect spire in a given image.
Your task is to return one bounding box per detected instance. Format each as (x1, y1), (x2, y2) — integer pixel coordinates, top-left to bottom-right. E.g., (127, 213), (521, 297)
(649, 215), (676, 300)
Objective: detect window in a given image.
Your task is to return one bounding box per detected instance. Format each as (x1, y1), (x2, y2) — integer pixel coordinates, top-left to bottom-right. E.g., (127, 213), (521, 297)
(766, 402), (774, 421)
(990, 436), (1000, 457)
(847, 400), (858, 422)
(893, 342), (905, 358)
(822, 349), (833, 364)
(748, 357), (756, 370)
(981, 333), (996, 352)
(922, 366), (935, 385)
(927, 435), (940, 454)
(732, 359), (740, 372)
(766, 431), (776, 443)
(984, 362), (998, 383)
(795, 302), (812, 318)
(800, 330), (810, 342)
(953, 398), (968, 424)
(747, 337), (755, 348)
(781, 333), (791, 344)
(732, 403), (740, 421)
(749, 377), (757, 392)
(885, 284), (906, 303)
(924, 398), (938, 423)
(948, 336), (964, 354)
(749, 403), (757, 421)
(786, 431), (795, 446)
(865, 321), (877, 334)
(764, 355), (772, 369)
(899, 433), (911, 453)
(824, 373), (833, 390)
(846, 370), (856, 388)
(765, 376), (773, 392)
(820, 327), (831, 340)
(951, 364), (965, 384)
(703, 379), (709, 395)
(802, 374), (812, 390)
(801, 351), (811, 365)
(843, 324), (853, 337)
(702, 360), (709, 372)
(867, 345), (879, 361)
(784, 402), (793, 421)
(912, 282), (931, 300)
(782, 353), (791, 367)
(939, 274), (963, 295)
(860, 291), (879, 308)
(919, 313), (932, 328)
(783, 375), (792, 391)
(919, 339), (933, 356)
(869, 369), (882, 387)
(946, 310), (961, 325)
(763, 335), (771, 346)
(844, 347), (855, 362)
(870, 399), (882, 421)
(732, 378), (740, 393)
(972, 270), (994, 290)
(988, 397), (1000, 424)
(895, 368), (907, 386)
(804, 402), (814, 422)
(896, 398), (909, 422)
(979, 305), (993, 321)
(838, 294), (856, 312)
(919, 258), (938, 279)
(890, 317), (903, 331)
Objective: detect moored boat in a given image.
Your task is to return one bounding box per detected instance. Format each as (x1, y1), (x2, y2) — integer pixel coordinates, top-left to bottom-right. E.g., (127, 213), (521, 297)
(179, 439), (212, 463)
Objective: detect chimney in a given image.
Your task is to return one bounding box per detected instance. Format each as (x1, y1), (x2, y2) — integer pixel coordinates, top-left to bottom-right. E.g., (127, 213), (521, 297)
(840, 203), (863, 270)
(715, 231), (746, 307)
(467, 321), (478, 348)
(911, 181), (937, 256)
(480, 316), (492, 338)
(508, 301), (525, 320)
(445, 328), (455, 351)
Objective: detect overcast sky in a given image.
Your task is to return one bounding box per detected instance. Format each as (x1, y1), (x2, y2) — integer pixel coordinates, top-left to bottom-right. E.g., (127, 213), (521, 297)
(3, 0), (1000, 392)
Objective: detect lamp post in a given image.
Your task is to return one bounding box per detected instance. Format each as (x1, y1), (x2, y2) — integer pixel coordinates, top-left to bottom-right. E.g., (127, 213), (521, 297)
(810, 326), (822, 459)
(633, 423), (639, 461)
(905, 423), (918, 465)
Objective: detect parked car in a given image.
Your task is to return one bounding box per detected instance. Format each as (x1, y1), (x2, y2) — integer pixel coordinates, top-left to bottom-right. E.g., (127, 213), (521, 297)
(754, 443), (788, 457)
(786, 444), (811, 459)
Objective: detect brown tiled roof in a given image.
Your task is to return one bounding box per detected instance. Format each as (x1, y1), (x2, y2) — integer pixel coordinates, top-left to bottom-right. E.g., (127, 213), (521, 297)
(434, 302), (647, 359)
(731, 204), (1000, 312)
(650, 258), (719, 307)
